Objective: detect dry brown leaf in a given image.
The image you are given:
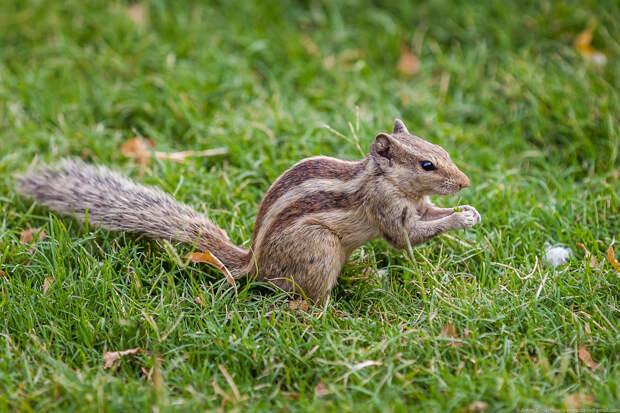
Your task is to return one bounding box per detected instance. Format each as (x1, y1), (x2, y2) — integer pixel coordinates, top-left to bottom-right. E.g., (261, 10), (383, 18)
(20, 228), (34, 244)
(440, 323), (458, 338)
(185, 251), (237, 295)
(578, 344), (599, 370)
(127, 2), (147, 26)
(120, 137), (154, 178)
(314, 380), (329, 397)
(20, 228), (46, 244)
(121, 137), (227, 178)
(288, 299), (309, 312)
(43, 276), (54, 294)
(576, 242), (599, 267)
(467, 401), (489, 412)
(440, 323), (462, 347)
(397, 45), (419, 76)
(103, 348), (140, 369)
(563, 393), (594, 409)
(120, 136), (155, 158)
(607, 240), (620, 273)
(574, 25), (607, 66)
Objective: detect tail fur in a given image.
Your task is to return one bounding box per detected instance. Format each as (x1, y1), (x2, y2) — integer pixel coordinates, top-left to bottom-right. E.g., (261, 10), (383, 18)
(17, 158), (250, 274)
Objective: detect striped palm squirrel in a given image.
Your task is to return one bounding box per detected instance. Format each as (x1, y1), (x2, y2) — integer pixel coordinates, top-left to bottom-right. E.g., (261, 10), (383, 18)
(18, 119), (480, 302)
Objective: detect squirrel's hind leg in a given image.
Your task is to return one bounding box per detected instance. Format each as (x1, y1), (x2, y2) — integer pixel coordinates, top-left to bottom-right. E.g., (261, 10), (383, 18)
(256, 226), (345, 303)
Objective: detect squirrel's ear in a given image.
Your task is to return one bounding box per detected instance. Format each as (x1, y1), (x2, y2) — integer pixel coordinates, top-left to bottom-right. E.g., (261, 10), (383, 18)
(370, 133), (393, 165)
(393, 119), (409, 135)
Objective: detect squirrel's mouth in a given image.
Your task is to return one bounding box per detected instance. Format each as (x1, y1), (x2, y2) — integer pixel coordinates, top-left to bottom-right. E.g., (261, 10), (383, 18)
(432, 184), (462, 196)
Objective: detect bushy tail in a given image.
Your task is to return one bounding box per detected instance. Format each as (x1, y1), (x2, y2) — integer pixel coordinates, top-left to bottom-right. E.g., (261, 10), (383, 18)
(17, 158), (250, 274)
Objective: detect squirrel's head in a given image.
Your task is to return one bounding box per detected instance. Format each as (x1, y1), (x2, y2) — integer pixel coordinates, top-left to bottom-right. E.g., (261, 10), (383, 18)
(370, 119), (470, 197)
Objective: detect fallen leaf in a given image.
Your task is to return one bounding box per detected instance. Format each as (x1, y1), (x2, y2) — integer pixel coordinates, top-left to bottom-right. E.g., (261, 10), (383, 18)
(20, 228), (46, 244)
(43, 276), (54, 294)
(103, 348), (141, 369)
(127, 2), (147, 26)
(121, 137), (228, 178)
(288, 299), (309, 312)
(20, 228), (34, 244)
(397, 45), (419, 76)
(607, 240), (620, 273)
(467, 401), (489, 412)
(576, 242), (599, 267)
(440, 323), (462, 347)
(578, 344), (599, 370)
(314, 380), (329, 397)
(120, 137), (154, 178)
(440, 323), (458, 338)
(563, 393), (594, 409)
(120, 136), (155, 157)
(185, 251), (237, 295)
(574, 24), (607, 66)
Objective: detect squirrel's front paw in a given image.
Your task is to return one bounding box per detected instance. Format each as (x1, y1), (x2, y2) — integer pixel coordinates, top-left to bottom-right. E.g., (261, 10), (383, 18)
(453, 205), (481, 229)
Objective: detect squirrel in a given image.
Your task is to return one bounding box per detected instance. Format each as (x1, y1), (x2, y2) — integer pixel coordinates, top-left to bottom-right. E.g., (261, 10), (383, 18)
(17, 119), (480, 302)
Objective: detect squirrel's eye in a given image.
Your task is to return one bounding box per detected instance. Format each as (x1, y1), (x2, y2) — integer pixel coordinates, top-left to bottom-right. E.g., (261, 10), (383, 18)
(420, 161), (436, 171)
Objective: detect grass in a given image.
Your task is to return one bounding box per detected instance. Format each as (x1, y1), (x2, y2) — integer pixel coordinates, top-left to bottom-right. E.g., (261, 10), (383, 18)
(0, 0), (619, 411)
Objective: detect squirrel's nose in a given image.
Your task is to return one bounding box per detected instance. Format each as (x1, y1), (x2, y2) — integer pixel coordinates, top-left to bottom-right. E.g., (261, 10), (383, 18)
(459, 174), (471, 189)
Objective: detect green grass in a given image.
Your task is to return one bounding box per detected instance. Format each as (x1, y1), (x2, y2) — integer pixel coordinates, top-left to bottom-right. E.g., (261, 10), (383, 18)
(1, 0), (619, 411)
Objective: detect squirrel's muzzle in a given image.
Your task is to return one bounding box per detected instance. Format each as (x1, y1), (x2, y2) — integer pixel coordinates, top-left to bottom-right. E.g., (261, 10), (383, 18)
(459, 173), (471, 189)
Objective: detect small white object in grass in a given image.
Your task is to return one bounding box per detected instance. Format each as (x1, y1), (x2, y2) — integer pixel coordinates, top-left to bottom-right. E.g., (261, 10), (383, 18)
(544, 244), (572, 267)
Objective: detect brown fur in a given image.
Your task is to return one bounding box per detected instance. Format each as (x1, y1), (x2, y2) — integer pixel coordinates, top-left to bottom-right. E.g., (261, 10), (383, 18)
(251, 158), (367, 244)
(17, 119), (480, 302)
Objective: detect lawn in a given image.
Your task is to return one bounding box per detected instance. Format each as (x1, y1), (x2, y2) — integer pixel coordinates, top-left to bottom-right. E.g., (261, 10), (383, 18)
(0, 0), (619, 411)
